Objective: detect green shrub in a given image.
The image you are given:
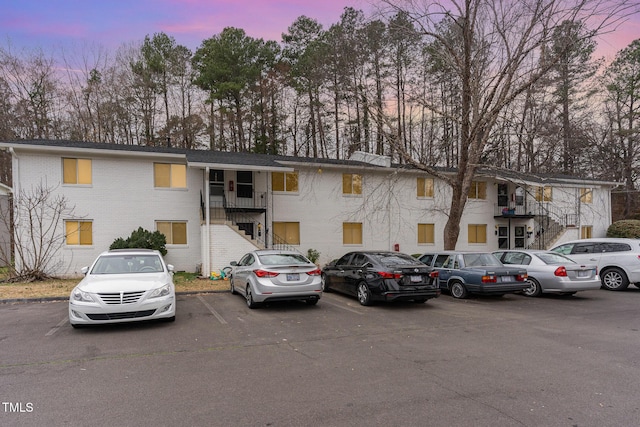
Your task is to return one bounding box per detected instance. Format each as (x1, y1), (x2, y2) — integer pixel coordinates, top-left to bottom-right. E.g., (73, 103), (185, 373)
(606, 220), (640, 238)
(110, 227), (168, 255)
(306, 248), (320, 264)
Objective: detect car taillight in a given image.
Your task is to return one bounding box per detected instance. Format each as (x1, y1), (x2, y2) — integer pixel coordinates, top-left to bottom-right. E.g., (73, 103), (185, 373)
(378, 271), (402, 279)
(429, 271), (439, 278)
(515, 274), (528, 281)
(554, 266), (568, 277)
(481, 275), (497, 283)
(254, 269), (279, 278)
(307, 269), (322, 276)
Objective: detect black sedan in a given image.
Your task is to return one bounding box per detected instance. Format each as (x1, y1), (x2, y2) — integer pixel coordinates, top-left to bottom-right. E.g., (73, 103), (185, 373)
(321, 251), (440, 306)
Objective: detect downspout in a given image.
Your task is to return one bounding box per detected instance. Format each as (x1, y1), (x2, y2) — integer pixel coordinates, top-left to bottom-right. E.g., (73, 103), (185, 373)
(205, 166), (211, 277)
(9, 148), (19, 272)
(9, 148), (18, 194)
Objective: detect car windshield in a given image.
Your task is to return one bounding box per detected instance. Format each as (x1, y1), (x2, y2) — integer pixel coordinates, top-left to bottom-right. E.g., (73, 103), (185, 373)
(372, 253), (418, 266)
(91, 254), (164, 274)
(462, 253), (502, 267)
(536, 252), (576, 265)
(258, 253), (310, 266)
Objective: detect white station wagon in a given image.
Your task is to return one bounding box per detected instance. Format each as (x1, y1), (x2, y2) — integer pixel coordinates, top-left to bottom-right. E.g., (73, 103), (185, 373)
(551, 238), (640, 291)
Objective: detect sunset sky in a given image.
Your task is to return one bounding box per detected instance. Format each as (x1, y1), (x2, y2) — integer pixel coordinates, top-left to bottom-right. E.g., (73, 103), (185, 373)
(1, 0), (638, 60)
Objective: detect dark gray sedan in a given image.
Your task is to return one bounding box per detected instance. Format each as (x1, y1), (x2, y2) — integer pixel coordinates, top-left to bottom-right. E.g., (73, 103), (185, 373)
(493, 250), (600, 297)
(321, 251), (440, 306)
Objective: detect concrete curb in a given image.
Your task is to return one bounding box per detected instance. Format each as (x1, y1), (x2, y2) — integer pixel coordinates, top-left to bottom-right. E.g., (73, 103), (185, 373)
(0, 289), (229, 304)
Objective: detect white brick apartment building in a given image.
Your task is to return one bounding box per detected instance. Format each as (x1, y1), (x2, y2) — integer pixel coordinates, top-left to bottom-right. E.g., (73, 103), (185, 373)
(0, 140), (619, 277)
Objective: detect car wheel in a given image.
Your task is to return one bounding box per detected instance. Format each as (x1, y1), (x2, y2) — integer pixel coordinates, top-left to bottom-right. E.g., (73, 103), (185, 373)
(246, 285), (259, 309)
(601, 267), (629, 291)
(413, 298), (427, 304)
(357, 282), (372, 306)
(230, 279), (237, 295)
(523, 277), (542, 297)
(449, 281), (468, 299)
(305, 298), (319, 306)
(321, 274), (331, 292)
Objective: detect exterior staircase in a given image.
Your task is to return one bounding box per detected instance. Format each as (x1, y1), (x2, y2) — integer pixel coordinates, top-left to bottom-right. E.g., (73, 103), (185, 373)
(527, 214), (564, 250)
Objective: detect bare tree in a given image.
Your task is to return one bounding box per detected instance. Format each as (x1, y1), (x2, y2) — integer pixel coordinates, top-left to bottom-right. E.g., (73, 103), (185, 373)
(0, 184), (78, 281)
(378, 0), (637, 249)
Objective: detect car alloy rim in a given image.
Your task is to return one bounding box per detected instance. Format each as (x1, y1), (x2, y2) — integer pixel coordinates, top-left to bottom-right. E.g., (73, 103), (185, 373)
(524, 281), (536, 295)
(452, 284), (462, 298)
(604, 272), (621, 288)
(358, 284), (367, 303)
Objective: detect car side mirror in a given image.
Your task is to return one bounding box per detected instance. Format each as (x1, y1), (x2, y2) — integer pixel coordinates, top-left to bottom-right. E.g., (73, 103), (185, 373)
(167, 264), (174, 272)
(363, 262), (373, 268)
(230, 261), (238, 266)
(81, 266), (88, 275)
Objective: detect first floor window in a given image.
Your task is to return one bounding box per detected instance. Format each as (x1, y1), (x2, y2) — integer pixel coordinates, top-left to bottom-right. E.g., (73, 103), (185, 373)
(468, 224), (487, 244)
(581, 225), (593, 239)
(343, 222), (363, 245)
(273, 221), (300, 245)
(417, 223), (435, 244)
(66, 220), (93, 245)
(156, 221), (187, 244)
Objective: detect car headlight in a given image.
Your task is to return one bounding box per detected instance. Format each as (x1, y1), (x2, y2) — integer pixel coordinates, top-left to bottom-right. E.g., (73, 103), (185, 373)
(149, 284), (171, 299)
(71, 288), (94, 302)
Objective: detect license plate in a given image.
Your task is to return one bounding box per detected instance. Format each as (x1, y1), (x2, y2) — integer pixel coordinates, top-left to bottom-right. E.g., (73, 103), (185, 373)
(578, 270), (589, 277)
(501, 276), (514, 282)
(286, 273), (300, 281)
(410, 275), (422, 283)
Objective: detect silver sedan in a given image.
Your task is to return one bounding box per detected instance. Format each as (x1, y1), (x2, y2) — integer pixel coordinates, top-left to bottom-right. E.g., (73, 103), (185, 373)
(229, 250), (322, 308)
(493, 250), (600, 297)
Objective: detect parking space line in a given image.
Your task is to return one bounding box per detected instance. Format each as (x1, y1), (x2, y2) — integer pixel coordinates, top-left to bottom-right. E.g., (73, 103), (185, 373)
(46, 317), (68, 336)
(197, 295), (228, 324)
(321, 296), (364, 315)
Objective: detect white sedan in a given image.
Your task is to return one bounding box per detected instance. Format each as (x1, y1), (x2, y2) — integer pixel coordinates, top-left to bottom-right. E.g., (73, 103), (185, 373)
(493, 250), (600, 297)
(69, 249), (176, 327)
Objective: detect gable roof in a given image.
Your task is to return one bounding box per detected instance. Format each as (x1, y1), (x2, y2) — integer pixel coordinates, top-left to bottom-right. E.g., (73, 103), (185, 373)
(0, 139), (620, 187)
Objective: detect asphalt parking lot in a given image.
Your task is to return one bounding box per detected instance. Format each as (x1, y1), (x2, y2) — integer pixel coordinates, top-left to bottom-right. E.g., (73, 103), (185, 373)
(2, 288), (640, 427)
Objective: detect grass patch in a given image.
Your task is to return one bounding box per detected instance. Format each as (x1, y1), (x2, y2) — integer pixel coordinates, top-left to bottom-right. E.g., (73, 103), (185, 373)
(0, 272), (229, 300)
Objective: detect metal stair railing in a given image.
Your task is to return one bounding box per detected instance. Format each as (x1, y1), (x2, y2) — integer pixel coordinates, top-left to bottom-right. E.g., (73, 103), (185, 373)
(201, 191), (301, 253)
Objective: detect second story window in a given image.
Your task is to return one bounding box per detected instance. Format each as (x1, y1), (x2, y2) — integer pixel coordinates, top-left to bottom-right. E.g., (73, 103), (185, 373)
(272, 171), (298, 192)
(580, 188), (593, 203)
(468, 181), (486, 199)
(417, 177), (434, 198)
(343, 173), (362, 195)
(154, 163), (186, 188)
(63, 158), (92, 185)
(535, 186), (552, 202)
